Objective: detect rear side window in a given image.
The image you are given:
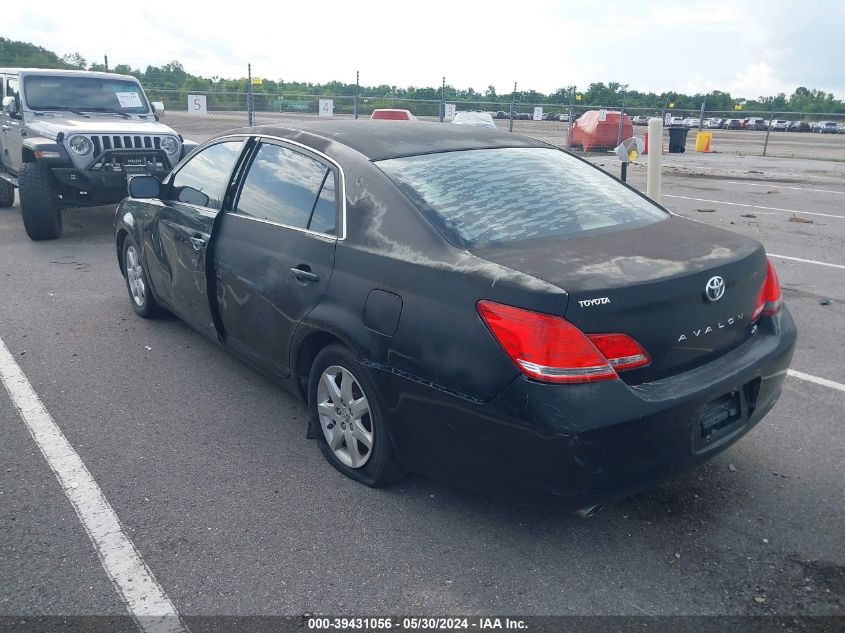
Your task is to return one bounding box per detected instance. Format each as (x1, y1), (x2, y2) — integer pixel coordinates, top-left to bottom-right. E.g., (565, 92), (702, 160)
(235, 142), (337, 234)
(377, 148), (667, 247)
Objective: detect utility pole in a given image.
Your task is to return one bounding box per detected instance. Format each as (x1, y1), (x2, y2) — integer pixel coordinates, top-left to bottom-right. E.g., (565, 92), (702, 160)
(699, 96), (706, 132)
(509, 81), (517, 132)
(442, 76), (447, 121)
(617, 89), (626, 146)
(354, 70), (360, 120)
(104, 55), (109, 72)
(247, 63), (254, 127)
(763, 101), (776, 157)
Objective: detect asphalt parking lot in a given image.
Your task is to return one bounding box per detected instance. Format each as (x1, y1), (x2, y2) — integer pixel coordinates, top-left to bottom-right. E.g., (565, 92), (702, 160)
(0, 156), (843, 626)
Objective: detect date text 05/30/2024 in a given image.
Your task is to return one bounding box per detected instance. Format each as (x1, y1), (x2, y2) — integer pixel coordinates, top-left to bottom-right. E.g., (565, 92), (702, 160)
(307, 617), (528, 630)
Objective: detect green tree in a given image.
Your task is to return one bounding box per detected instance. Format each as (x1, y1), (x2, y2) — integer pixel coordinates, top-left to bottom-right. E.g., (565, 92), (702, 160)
(61, 52), (87, 69)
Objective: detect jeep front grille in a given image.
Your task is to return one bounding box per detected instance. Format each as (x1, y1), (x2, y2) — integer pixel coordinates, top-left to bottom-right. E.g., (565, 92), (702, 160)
(89, 135), (165, 155)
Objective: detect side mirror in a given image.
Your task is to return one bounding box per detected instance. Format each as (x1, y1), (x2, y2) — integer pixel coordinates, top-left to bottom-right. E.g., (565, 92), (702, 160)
(128, 175), (161, 199)
(177, 185), (209, 208)
(2, 96), (18, 116)
(151, 101), (165, 121)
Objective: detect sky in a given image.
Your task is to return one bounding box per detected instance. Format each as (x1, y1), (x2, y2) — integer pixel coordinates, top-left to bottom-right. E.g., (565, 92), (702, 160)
(6, 0), (844, 99)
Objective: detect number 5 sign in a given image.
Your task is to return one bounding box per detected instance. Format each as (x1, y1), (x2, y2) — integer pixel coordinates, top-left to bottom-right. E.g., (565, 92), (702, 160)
(187, 94), (207, 116)
(319, 99), (334, 118)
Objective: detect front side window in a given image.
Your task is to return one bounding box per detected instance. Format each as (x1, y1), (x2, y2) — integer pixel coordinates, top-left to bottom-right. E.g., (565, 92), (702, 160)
(236, 142), (337, 234)
(171, 141), (243, 209)
(377, 147), (668, 247)
(23, 75), (149, 114)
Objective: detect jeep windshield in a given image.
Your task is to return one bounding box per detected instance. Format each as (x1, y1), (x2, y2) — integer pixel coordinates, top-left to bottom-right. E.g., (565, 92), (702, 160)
(23, 76), (150, 114)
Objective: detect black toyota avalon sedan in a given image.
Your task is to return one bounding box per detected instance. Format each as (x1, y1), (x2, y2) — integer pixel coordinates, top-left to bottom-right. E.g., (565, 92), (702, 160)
(114, 121), (796, 507)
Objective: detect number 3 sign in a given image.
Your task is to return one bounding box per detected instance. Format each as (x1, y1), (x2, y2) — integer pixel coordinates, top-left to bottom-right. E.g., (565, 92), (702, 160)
(187, 94), (207, 116)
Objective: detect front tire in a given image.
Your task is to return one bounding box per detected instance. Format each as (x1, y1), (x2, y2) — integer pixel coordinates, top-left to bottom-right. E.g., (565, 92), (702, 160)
(0, 179), (14, 208)
(19, 163), (62, 240)
(122, 237), (162, 318)
(308, 344), (406, 487)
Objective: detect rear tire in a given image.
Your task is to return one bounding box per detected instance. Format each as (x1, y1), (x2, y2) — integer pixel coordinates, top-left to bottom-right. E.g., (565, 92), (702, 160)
(0, 179), (14, 208)
(19, 163), (62, 240)
(308, 344), (406, 487)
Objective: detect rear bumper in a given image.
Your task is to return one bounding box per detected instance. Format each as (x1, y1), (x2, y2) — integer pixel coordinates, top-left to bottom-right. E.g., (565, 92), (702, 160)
(372, 308), (797, 503)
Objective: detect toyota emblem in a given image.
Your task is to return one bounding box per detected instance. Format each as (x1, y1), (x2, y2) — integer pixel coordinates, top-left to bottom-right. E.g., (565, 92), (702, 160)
(705, 276), (726, 302)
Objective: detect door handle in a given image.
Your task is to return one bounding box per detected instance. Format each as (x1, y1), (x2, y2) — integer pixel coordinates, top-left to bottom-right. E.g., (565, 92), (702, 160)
(188, 234), (207, 251)
(290, 266), (320, 284)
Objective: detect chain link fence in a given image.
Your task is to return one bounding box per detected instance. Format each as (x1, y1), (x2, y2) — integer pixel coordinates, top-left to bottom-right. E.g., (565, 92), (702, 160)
(148, 89), (845, 162)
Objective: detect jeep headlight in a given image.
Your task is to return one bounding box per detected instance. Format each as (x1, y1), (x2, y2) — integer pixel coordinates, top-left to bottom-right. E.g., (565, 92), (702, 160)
(69, 136), (92, 156)
(160, 136), (179, 155)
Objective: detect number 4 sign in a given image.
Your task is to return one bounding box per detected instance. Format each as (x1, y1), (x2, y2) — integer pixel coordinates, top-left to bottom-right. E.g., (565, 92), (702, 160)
(187, 94), (207, 116)
(319, 99), (334, 118)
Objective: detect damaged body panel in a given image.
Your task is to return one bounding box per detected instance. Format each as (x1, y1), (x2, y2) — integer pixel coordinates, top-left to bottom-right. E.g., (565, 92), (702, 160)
(114, 121), (797, 503)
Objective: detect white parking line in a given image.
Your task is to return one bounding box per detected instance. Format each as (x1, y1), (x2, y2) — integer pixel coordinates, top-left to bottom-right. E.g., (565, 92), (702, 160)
(768, 254), (845, 270)
(0, 337), (187, 633)
(664, 194), (845, 220)
(723, 181), (845, 195)
(788, 369), (845, 394)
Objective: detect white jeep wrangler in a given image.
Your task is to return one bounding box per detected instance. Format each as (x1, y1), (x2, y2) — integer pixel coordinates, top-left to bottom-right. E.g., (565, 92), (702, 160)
(0, 68), (196, 239)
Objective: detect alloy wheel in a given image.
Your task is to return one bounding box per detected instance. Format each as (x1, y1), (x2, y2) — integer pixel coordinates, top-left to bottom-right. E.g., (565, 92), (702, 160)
(316, 365), (374, 468)
(125, 245), (146, 307)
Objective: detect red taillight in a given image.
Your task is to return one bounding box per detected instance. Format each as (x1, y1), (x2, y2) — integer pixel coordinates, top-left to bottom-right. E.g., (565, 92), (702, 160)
(587, 333), (651, 371)
(477, 301), (649, 384)
(752, 259), (783, 321)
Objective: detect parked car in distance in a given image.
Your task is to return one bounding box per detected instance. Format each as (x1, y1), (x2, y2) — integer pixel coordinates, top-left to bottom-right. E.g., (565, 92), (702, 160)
(370, 109), (417, 121)
(787, 121), (811, 132)
(114, 120), (796, 508)
(559, 113), (571, 122)
(705, 118), (723, 129)
(631, 115), (649, 125)
(746, 117), (767, 131)
(669, 116), (685, 126)
(494, 111), (508, 119)
(770, 120), (789, 131)
(452, 111), (497, 128)
(723, 118), (742, 130)
(816, 121), (839, 134)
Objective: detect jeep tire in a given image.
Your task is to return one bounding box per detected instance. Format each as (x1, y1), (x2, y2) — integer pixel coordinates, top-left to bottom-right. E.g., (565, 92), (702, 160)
(0, 179), (14, 208)
(19, 163), (63, 240)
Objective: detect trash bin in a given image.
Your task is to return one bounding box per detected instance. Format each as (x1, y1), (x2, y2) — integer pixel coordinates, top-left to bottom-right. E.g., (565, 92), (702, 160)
(668, 126), (688, 153)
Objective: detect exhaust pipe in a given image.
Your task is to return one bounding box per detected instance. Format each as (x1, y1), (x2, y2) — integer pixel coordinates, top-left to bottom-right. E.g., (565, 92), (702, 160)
(575, 503), (607, 519)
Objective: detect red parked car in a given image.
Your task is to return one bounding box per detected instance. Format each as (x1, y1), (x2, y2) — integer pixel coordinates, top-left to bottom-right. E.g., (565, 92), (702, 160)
(370, 109), (417, 121)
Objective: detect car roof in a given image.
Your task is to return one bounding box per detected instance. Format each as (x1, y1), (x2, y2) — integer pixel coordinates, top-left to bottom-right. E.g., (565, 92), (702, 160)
(0, 68), (141, 81)
(227, 120), (551, 161)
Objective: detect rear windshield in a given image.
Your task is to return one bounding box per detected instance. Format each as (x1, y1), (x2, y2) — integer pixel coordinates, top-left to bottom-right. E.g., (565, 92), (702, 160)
(23, 75), (150, 114)
(377, 148), (667, 247)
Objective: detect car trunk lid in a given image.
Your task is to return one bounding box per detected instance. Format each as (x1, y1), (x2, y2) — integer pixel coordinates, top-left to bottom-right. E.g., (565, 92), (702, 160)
(472, 217), (767, 383)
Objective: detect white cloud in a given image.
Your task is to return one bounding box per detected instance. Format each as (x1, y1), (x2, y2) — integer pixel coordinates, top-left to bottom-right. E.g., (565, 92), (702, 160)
(728, 62), (793, 99)
(3, 0), (842, 99)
